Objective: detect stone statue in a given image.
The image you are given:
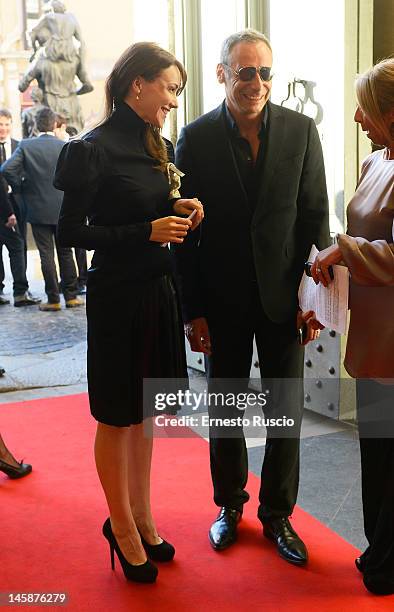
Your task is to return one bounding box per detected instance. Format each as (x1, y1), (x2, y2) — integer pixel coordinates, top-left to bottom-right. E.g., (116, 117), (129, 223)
(19, 0), (93, 133)
(21, 87), (45, 138)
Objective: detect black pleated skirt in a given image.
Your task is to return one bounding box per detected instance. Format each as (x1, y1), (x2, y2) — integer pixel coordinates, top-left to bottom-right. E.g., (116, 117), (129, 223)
(86, 273), (188, 426)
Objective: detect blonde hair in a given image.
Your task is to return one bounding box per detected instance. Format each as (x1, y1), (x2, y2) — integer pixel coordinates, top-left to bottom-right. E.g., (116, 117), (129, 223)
(104, 42), (186, 172)
(356, 57), (394, 144)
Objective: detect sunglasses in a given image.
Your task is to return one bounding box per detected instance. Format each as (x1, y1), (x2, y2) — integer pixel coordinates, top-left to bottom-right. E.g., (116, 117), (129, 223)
(224, 65), (273, 82)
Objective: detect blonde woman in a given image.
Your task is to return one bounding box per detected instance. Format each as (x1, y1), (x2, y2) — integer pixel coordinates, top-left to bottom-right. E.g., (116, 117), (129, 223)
(312, 58), (394, 596)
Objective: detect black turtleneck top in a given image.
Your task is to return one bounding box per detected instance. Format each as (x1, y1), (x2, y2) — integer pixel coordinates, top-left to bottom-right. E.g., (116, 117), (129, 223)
(55, 102), (175, 282)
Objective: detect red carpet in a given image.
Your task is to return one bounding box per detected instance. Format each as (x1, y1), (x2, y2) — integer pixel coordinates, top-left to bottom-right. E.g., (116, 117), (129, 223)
(0, 393), (392, 611)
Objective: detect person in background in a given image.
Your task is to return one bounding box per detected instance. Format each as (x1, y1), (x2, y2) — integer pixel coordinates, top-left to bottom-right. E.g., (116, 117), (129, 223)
(174, 29), (329, 566)
(0, 108), (18, 305)
(311, 57), (394, 596)
(74, 246), (87, 294)
(21, 86), (45, 138)
(54, 113), (88, 295)
(2, 107), (83, 312)
(0, 108), (40, 307)
(54, 42), (203, 583)
(65, 126), (78, 138)
(54, 113), (69, 142)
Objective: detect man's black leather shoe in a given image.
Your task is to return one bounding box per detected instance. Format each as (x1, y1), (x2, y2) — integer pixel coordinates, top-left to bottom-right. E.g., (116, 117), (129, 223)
(263, 517), (308, 565)
(209, 507), (242, 551)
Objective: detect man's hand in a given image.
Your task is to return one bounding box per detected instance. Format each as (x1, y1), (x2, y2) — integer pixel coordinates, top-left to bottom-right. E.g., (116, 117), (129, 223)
(5, 214), (17, 229)
(173, 198), (204, 230)
(149, 215), (192, 244)
(297, 309), (324, 345)
(311, 243), (342, 287)
(185, 317), (211, 355)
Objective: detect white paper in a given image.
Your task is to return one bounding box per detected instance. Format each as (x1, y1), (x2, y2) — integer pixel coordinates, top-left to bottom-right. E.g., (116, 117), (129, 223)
(298, 245), (349, 334)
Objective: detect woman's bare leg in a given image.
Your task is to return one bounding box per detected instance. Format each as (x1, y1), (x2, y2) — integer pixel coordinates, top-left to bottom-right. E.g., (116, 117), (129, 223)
(94, 422), (147, 564)
(127, 419), (162, 545)
(0, 433), (22, 468)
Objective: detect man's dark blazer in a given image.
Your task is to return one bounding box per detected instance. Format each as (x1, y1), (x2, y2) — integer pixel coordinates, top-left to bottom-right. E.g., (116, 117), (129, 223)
(2, 134), (64, 225)
(0, 138), (19, 222)
(174, 101), (330, 324)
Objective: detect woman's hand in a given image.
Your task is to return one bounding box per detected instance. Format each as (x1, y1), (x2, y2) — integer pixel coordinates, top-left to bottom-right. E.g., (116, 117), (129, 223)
(173, 198), (204, 230)
(150, 216), (192, 244)
(311, 243), (342, 287)
(297, 309), (325, 345)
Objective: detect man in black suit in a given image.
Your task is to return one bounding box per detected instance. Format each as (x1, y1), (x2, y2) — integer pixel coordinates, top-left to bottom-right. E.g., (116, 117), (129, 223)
(0, 108), (39, 307)
(174, 29), (330, 565)
(2, 107), (82, 311)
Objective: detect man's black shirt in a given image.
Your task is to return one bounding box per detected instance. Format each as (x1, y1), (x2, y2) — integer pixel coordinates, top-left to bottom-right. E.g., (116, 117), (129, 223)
(224, 104), (268, 209)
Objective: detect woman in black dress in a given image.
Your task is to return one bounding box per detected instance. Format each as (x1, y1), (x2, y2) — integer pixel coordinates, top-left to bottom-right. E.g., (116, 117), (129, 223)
(55, 42), (203, 583)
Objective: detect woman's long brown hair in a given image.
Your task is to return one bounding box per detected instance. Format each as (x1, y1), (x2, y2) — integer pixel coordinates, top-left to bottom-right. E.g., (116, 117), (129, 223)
(104, 42), (187, 172)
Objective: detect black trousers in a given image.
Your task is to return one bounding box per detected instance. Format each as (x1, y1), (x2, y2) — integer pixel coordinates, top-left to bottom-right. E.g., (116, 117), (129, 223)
(16, 216), (28, 272)
(75, 248), (88, 286)
(0, 244), (4, 291)
(205, 285), (304, 521)
(357, 379), (394, 583)
(31, 224), (78, 303)
(0, 199), (27, 294)
(0, 224), (28, 297)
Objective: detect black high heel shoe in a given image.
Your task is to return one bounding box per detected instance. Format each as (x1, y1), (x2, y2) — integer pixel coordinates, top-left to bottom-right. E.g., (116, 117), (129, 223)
(0, 458), (32, 479)
(102, 518), (158, 583)
(139, 532), (175, 562)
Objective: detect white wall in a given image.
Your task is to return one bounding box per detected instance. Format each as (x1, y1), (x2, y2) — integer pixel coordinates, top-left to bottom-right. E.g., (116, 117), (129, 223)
(270, 0), (345, 232)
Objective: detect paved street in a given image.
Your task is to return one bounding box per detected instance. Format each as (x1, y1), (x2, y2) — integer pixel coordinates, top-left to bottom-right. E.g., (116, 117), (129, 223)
(0, 249), (87, 392)
(0, 296), (86, 356)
